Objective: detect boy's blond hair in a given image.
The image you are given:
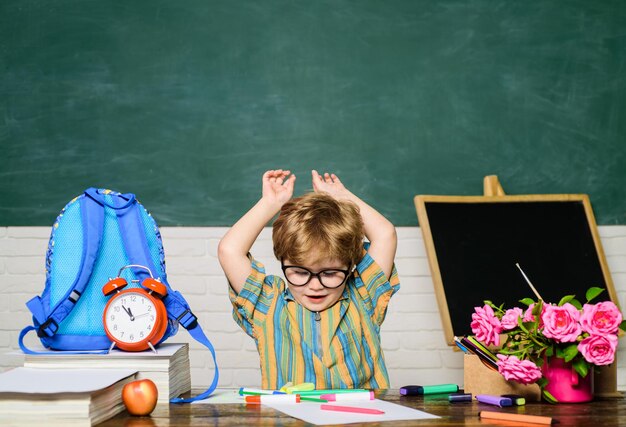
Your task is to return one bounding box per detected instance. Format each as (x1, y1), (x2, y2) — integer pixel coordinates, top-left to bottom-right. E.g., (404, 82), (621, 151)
(273, 192), (364, 267)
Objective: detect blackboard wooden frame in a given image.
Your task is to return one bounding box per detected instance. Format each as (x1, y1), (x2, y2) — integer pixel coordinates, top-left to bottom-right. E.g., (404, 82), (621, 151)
(414, 193), (618, 347)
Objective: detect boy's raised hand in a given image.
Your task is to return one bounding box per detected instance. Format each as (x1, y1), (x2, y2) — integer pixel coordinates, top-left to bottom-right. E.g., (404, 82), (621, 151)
(219, 169), (295, 294)
(311, 169), (397, 279)
(311, 170), (351, 200)
(262, 169), (296, 206)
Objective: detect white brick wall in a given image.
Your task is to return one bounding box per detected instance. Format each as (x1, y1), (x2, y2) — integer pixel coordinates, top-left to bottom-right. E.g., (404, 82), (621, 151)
(1, 226), (625, 389)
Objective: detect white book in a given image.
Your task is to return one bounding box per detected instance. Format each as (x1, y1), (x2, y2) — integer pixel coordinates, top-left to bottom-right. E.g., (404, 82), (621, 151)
(21, 343), (191, 402)
(0, 367), (137, 426)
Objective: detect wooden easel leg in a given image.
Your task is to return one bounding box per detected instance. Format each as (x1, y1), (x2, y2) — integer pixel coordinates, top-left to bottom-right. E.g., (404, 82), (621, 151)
(483, 175), (506, 196)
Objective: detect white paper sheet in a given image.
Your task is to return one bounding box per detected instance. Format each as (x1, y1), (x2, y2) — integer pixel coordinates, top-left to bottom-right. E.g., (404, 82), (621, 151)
(190, 389), (440, 424)
(267, 399), (440, 425)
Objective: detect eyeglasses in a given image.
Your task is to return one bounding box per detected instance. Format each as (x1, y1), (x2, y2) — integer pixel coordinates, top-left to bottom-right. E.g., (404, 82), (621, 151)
(281, 263), (352, 289)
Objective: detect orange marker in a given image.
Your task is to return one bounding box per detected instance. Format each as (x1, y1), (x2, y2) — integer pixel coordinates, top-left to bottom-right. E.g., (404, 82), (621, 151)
(479, 411), (553, 425)
(245, 394), (300, 404)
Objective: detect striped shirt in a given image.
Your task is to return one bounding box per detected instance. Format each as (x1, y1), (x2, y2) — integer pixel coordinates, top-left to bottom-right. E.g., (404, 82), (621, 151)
(229, 249), (400, 389)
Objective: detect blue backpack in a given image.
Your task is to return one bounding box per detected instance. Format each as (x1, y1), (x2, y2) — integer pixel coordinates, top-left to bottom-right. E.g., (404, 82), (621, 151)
(19, 188), (218, 402)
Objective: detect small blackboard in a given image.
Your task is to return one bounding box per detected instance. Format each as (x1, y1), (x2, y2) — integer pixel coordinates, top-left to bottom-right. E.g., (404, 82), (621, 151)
(414, 193), (618, 346)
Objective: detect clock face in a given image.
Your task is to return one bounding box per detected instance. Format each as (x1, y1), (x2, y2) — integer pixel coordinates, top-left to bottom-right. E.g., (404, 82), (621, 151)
(104, 291), (159, 344)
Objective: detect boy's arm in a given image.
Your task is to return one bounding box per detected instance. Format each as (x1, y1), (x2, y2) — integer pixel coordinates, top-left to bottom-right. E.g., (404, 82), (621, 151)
(218, 170), (296, 294)
(312, 170), (397, 278)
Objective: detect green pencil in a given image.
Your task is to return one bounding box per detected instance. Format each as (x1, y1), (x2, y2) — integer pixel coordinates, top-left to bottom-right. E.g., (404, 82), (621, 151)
(298, 396), (329, 402)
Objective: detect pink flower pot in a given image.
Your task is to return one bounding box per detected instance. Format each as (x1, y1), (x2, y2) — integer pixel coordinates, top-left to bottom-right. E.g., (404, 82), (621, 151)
(542, 357), (593, 403)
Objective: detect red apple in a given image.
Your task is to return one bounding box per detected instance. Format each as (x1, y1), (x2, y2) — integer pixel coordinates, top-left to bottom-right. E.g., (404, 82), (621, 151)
(122, 379), (158, 416)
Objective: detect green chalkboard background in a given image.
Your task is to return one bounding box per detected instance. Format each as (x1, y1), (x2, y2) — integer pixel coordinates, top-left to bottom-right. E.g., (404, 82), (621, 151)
(1, 1), (625, 226)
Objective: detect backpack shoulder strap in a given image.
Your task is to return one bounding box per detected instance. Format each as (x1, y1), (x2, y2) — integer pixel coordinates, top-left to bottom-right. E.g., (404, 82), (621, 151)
(20, 188), (107, 354)
(110, 191), (157, 282)
(165, 291), (220, 403)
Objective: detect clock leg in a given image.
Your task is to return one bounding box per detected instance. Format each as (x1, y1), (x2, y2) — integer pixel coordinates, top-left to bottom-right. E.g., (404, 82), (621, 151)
(148, 341), (158, 354)
(108, 341), (116, 353)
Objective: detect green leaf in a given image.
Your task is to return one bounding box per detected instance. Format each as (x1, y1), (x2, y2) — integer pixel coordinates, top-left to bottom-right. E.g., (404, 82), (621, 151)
(542, 389), (558, 404)
(558, 295), (575, 306)
(536, 378), (547, 388)
(569, 298), (582, 310)
(545, 346), (554, 358)
(620, 320), (626, 332)
(519, 297), (535, 306)
(533, 301), (543, 316)
(562, 344), (579, 363)
(573, 358), (589, 378)
(586, 287), (604, 302)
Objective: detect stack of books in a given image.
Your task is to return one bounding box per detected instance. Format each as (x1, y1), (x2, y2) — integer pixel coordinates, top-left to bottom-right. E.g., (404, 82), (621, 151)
(0, 367), (137, 426)
(22, 343), (191, 402)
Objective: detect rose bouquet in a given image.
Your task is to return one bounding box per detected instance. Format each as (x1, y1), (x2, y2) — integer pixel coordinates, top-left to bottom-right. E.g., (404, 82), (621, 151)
(471, 286), (625, 401)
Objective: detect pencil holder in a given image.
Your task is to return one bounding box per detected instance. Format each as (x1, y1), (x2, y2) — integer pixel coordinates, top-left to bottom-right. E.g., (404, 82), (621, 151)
(463, 354), (541, 402)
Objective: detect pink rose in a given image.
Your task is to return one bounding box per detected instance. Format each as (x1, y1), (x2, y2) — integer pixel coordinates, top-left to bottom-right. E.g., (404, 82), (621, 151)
(501, 307), (524, 330)
(471, 305), (502, 346)
(523, 303), (536, 322)
(496, 354), (543, 385)
(578, 334), (618, 365)
(580, 301), (623, 335)
(540, 303), (582, 343)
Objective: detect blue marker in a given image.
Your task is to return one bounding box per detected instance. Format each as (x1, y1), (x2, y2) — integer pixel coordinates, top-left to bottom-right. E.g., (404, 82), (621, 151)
(453, 336), (470, 354)
(449, 392), (472, 403)
(501, 394), (526, 406)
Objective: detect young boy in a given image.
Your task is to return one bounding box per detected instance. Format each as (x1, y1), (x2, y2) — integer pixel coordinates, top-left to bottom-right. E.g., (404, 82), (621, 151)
(218, 169), (399, 389)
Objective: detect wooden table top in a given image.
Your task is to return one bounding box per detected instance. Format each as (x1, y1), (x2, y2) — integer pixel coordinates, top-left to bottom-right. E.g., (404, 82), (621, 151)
(101, 389), (626, 426)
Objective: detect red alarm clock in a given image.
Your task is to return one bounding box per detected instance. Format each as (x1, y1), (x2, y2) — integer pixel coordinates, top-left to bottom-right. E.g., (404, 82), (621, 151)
(102, 265), (168, 352)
